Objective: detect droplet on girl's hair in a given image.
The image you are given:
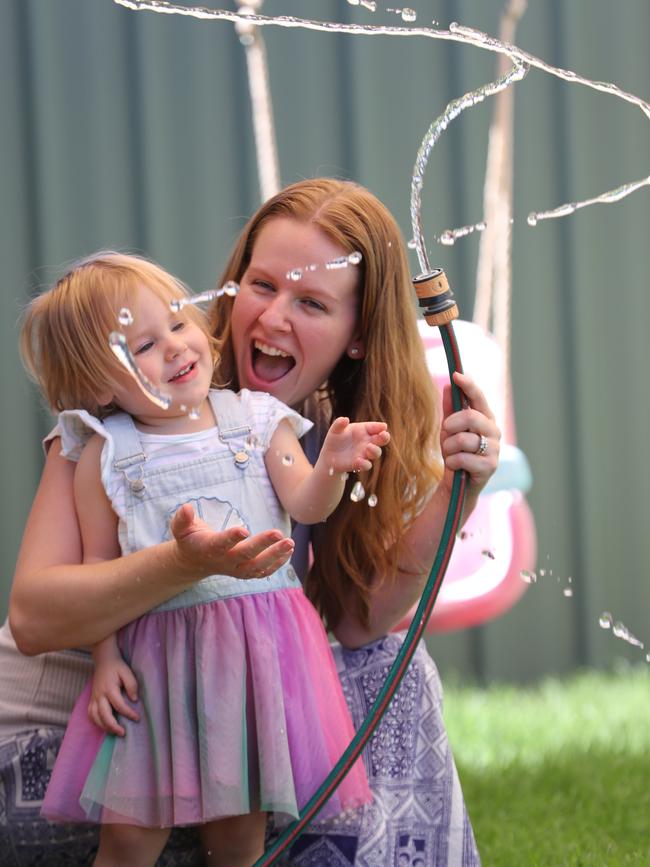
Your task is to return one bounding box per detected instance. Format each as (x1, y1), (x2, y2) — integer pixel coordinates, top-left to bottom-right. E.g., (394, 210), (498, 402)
(188, 407), (201, 420)
(287, 268), (303, 281)
(367, 493), (378, 507)
(118, 307), (134, 326)
(169, 298), (184, 313)
(599, 612), (613, 629)
(281, 454), (294, 466)
(223, 281), (239, 297)
(347, 251), (363, 265)
(350, 481), (366, 502)
(520, 569), (537, 584)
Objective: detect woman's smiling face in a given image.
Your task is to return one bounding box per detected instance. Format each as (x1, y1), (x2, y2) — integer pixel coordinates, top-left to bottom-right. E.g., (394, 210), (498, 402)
(230, 217), (362, 408)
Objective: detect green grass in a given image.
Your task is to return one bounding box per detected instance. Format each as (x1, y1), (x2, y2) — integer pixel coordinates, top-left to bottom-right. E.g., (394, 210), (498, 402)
(443, 666), (650, 866)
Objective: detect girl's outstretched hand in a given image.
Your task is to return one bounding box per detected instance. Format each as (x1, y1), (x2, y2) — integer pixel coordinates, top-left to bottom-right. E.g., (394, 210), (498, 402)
(321, 417), (390, 473)
(170, 503), (295, 581)
(440, 371), (500, 497)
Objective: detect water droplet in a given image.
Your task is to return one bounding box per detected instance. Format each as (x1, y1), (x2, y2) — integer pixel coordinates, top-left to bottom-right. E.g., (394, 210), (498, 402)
(246, 434), (258, 450)
(407, 239), (417, 249)
(350, 481), (366, 502)
(223, 281), (239, 297)
(118, 307), (134, 326)
(188, 407), (201, 420)
(599, 612), (613, 629)
(562, 587), (573, 597)
(109, 332), (172, 410)
(527, 213), (538, 227)
(169, 298), (184, 313)
(282, 454), (294, 466)
(288, 268), (303, 281)
(367, 493), (378, 507)
(520, 570), (537, 584)
(180, 404), (187, 412)
(439, 231), (455, 246)
(328, 467), (335, 476)
(482, 549), (495, 560)
(347, 251), (363, 265)
(325, 256), (349, 270)
(539, 569), (546, 577)
(401, 8), (417, 22)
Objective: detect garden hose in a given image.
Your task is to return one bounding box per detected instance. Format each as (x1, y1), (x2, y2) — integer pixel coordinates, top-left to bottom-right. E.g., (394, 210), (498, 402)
(254, 269), (468, 866)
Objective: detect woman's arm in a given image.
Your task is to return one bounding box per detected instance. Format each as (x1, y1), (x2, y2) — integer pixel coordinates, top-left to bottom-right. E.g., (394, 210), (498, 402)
(333, 372), (500, 647)
(9, 438), (295, 655)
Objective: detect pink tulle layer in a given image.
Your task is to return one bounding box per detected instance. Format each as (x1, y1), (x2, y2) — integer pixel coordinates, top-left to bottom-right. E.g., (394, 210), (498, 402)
(42, 587), (370, 827)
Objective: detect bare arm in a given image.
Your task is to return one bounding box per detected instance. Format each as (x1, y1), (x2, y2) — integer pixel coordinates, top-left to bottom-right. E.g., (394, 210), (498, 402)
(9, 438), (295, 655)
(266, 417), (390, 525)
(333, 371), (500, 647)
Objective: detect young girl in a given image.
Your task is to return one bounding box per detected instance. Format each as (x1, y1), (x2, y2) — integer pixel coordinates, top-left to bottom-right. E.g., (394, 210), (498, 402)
(22, 252), (386, 866)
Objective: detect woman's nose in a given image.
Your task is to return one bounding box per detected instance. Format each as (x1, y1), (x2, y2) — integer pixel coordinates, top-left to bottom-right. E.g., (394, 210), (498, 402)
(258, 295), (292, 331)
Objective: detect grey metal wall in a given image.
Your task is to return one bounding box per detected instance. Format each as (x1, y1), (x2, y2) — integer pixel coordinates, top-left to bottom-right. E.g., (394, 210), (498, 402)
(1, 0), (649, 682)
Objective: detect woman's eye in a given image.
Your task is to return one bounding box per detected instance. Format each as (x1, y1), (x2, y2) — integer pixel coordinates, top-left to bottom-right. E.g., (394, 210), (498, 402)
(301, 298), (326, 312)
(252, 279), (274, 292)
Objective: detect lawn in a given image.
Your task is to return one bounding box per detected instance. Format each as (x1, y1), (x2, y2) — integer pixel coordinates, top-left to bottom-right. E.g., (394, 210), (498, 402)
(443, 666), (650, 866)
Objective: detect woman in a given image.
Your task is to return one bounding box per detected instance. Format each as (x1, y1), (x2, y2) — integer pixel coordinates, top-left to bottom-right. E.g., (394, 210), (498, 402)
(5, 179), (499, 865)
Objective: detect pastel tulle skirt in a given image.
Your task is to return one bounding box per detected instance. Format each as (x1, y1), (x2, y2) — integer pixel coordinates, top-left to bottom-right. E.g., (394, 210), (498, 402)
(42, 587), (371, 828)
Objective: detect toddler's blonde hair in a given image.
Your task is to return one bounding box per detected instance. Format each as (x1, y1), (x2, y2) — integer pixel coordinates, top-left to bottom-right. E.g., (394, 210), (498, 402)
(20, 251), (218, 418)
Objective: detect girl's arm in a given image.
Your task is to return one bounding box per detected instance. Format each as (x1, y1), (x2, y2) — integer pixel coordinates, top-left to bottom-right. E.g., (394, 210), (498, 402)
(334, 372), (500, 647)
(74, 436), (141, 738)
(266, 417), (390, 525)
(10, 438), (295, 655)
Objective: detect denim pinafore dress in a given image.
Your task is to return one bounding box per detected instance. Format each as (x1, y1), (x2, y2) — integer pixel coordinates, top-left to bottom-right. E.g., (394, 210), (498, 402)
(42, 390), (371, 829)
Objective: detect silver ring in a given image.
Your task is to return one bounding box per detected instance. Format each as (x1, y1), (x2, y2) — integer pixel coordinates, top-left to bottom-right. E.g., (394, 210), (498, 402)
(475, 434), (488, 457)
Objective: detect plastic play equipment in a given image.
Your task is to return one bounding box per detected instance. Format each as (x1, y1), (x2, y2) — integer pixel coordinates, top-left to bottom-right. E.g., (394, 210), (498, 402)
(393, 318), (537, 633)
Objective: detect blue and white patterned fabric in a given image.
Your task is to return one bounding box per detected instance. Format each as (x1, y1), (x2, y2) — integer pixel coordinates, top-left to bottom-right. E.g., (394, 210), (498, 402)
(269, 633), (481, 866)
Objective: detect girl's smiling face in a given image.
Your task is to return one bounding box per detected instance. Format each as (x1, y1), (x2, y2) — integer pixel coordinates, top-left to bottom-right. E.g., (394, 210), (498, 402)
(107, 285), (214, 428)
(230, 217), (362, 409)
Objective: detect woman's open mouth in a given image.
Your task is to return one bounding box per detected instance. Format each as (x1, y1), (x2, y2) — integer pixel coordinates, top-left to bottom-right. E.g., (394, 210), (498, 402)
(252, 340), (295, 382)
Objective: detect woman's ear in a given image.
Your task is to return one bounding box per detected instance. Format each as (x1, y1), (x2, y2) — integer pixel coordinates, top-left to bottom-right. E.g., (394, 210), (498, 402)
(346, 341), (365, 360)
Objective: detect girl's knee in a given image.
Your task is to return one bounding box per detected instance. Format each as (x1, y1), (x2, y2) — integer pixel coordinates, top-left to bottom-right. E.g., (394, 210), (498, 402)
(95, 823), (170, 867)
(201, 813), (267, 866)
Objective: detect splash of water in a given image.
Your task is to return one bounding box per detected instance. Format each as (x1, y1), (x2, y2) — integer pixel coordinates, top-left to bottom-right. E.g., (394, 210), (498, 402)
(410, 62), (528, 273)
(114, 1), (650, 249)
(169, 281), (239, 313)
(527, 175), (650, 226)
(599, 610), (647, 659)
(285, 251), (362, 281)
(109, 332), (172, 409)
